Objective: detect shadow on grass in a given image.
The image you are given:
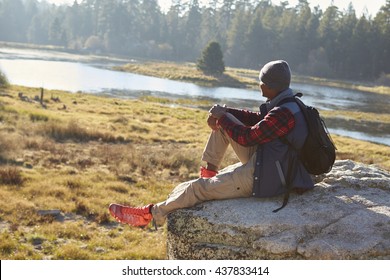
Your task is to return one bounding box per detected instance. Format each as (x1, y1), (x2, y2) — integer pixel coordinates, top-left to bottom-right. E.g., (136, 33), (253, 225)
(209, 73), (249, 88)
(218, 73), (249, 88)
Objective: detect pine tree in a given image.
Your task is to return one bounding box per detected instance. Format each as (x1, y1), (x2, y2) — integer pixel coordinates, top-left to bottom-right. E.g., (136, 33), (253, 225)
(197, 41), (225, 74)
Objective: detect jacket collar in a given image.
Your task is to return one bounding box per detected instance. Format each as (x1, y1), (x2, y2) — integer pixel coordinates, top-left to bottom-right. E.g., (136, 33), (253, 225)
(265, 88), (294, 112)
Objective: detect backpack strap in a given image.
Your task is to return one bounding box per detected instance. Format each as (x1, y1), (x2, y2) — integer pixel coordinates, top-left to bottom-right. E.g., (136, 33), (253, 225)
(276, 92), (304, 150)
(276, 92), (303, 107)
(276, 97), (296, 107)
(272, 92), (303, 213)
(272, 153), (297, 213)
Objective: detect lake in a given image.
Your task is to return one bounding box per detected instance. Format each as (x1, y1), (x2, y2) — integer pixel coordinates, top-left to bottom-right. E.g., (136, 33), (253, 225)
(0, 47), (389, 146)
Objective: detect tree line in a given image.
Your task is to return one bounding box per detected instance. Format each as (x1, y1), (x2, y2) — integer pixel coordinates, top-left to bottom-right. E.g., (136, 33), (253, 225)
(0, 0), (389, 82)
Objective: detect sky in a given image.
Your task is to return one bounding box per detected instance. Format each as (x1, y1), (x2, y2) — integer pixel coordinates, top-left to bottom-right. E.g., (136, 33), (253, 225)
(42, 0), (386, 17)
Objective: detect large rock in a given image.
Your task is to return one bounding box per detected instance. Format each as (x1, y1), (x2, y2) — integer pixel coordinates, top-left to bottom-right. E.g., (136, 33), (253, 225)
(167, 160), (390, 260)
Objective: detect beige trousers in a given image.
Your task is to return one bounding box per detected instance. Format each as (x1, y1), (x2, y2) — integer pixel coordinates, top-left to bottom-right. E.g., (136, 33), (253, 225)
(151, 113), (258, 225)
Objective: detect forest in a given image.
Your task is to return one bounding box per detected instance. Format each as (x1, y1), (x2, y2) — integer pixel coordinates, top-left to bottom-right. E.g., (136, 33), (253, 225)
(0, 0), (389, 82)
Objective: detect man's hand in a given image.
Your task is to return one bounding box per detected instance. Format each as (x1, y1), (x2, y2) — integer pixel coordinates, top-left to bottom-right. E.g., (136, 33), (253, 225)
(209, 104), (227, 119)
(207, 115), (218, 130)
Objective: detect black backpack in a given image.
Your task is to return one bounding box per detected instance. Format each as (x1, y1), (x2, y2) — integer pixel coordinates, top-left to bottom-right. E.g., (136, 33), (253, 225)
(279, 92), (337, 175)
(273, 93), (337, 213)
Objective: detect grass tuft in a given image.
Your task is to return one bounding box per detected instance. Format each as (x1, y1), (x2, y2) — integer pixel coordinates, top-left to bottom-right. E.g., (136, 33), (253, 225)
(0, 166), (23, 186)
(55, 244), (92, 260)
(41, 119), (126, 143)
(0, 233), (18, 255)
(29, 113), (49, 122)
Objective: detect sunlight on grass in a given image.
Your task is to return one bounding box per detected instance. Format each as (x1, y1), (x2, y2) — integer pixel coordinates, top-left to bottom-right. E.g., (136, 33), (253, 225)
(0, 85), (388, 260)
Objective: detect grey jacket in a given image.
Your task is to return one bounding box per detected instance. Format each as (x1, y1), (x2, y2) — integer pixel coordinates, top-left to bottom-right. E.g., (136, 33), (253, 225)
(252, 89), (314, 198)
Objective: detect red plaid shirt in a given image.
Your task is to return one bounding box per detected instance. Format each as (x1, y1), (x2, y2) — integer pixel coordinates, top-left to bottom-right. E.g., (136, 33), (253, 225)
(217, 107), (295, 146)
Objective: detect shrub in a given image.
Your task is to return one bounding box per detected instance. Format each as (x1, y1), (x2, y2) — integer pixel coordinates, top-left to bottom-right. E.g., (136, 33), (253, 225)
(197, 41), (225, 74)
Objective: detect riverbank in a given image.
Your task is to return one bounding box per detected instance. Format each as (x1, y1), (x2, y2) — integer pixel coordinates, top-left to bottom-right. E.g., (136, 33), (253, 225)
(115, 60), (390, 96)
(114, 61), (256, 88)
(0, 85), (389, 259)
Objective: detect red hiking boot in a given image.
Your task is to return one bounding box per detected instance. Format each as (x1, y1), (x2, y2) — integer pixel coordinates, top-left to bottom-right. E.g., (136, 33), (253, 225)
(199, 166), (218, 178)
(109, 203), (153, 227)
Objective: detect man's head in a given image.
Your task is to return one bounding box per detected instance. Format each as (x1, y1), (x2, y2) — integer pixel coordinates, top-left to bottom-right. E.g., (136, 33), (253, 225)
(258, 60), (291, 98)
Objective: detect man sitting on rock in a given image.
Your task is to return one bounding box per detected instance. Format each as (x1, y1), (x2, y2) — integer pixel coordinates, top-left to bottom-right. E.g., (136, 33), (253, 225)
(108, 60), (314, 228)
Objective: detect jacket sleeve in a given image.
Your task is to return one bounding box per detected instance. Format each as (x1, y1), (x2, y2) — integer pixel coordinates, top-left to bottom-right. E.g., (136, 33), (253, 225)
(218, 107), (295, 147)
(225, 108), (263, 126)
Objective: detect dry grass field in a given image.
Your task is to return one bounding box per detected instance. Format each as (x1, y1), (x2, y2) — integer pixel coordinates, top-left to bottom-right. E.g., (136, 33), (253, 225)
(0, 85), (389, 259)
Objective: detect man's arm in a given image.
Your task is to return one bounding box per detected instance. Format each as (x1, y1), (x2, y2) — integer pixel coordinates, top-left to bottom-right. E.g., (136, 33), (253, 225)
(208, 104), (262, 127)
(217, 107), (295, 146)
(225, 108), (263, 126)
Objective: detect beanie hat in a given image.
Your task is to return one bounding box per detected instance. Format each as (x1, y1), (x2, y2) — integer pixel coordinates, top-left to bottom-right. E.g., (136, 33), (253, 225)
(259, 60), (291, 92)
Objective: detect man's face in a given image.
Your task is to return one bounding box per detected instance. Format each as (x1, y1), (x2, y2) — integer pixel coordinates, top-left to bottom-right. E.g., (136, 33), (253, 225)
(259, 82), (268, 97)
(259, 81), (277, 100)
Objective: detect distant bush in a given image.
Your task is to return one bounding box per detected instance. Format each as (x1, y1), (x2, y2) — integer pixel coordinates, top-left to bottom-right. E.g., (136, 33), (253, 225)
(197, 41), (225, 75)
(0, 69), (9, 87)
